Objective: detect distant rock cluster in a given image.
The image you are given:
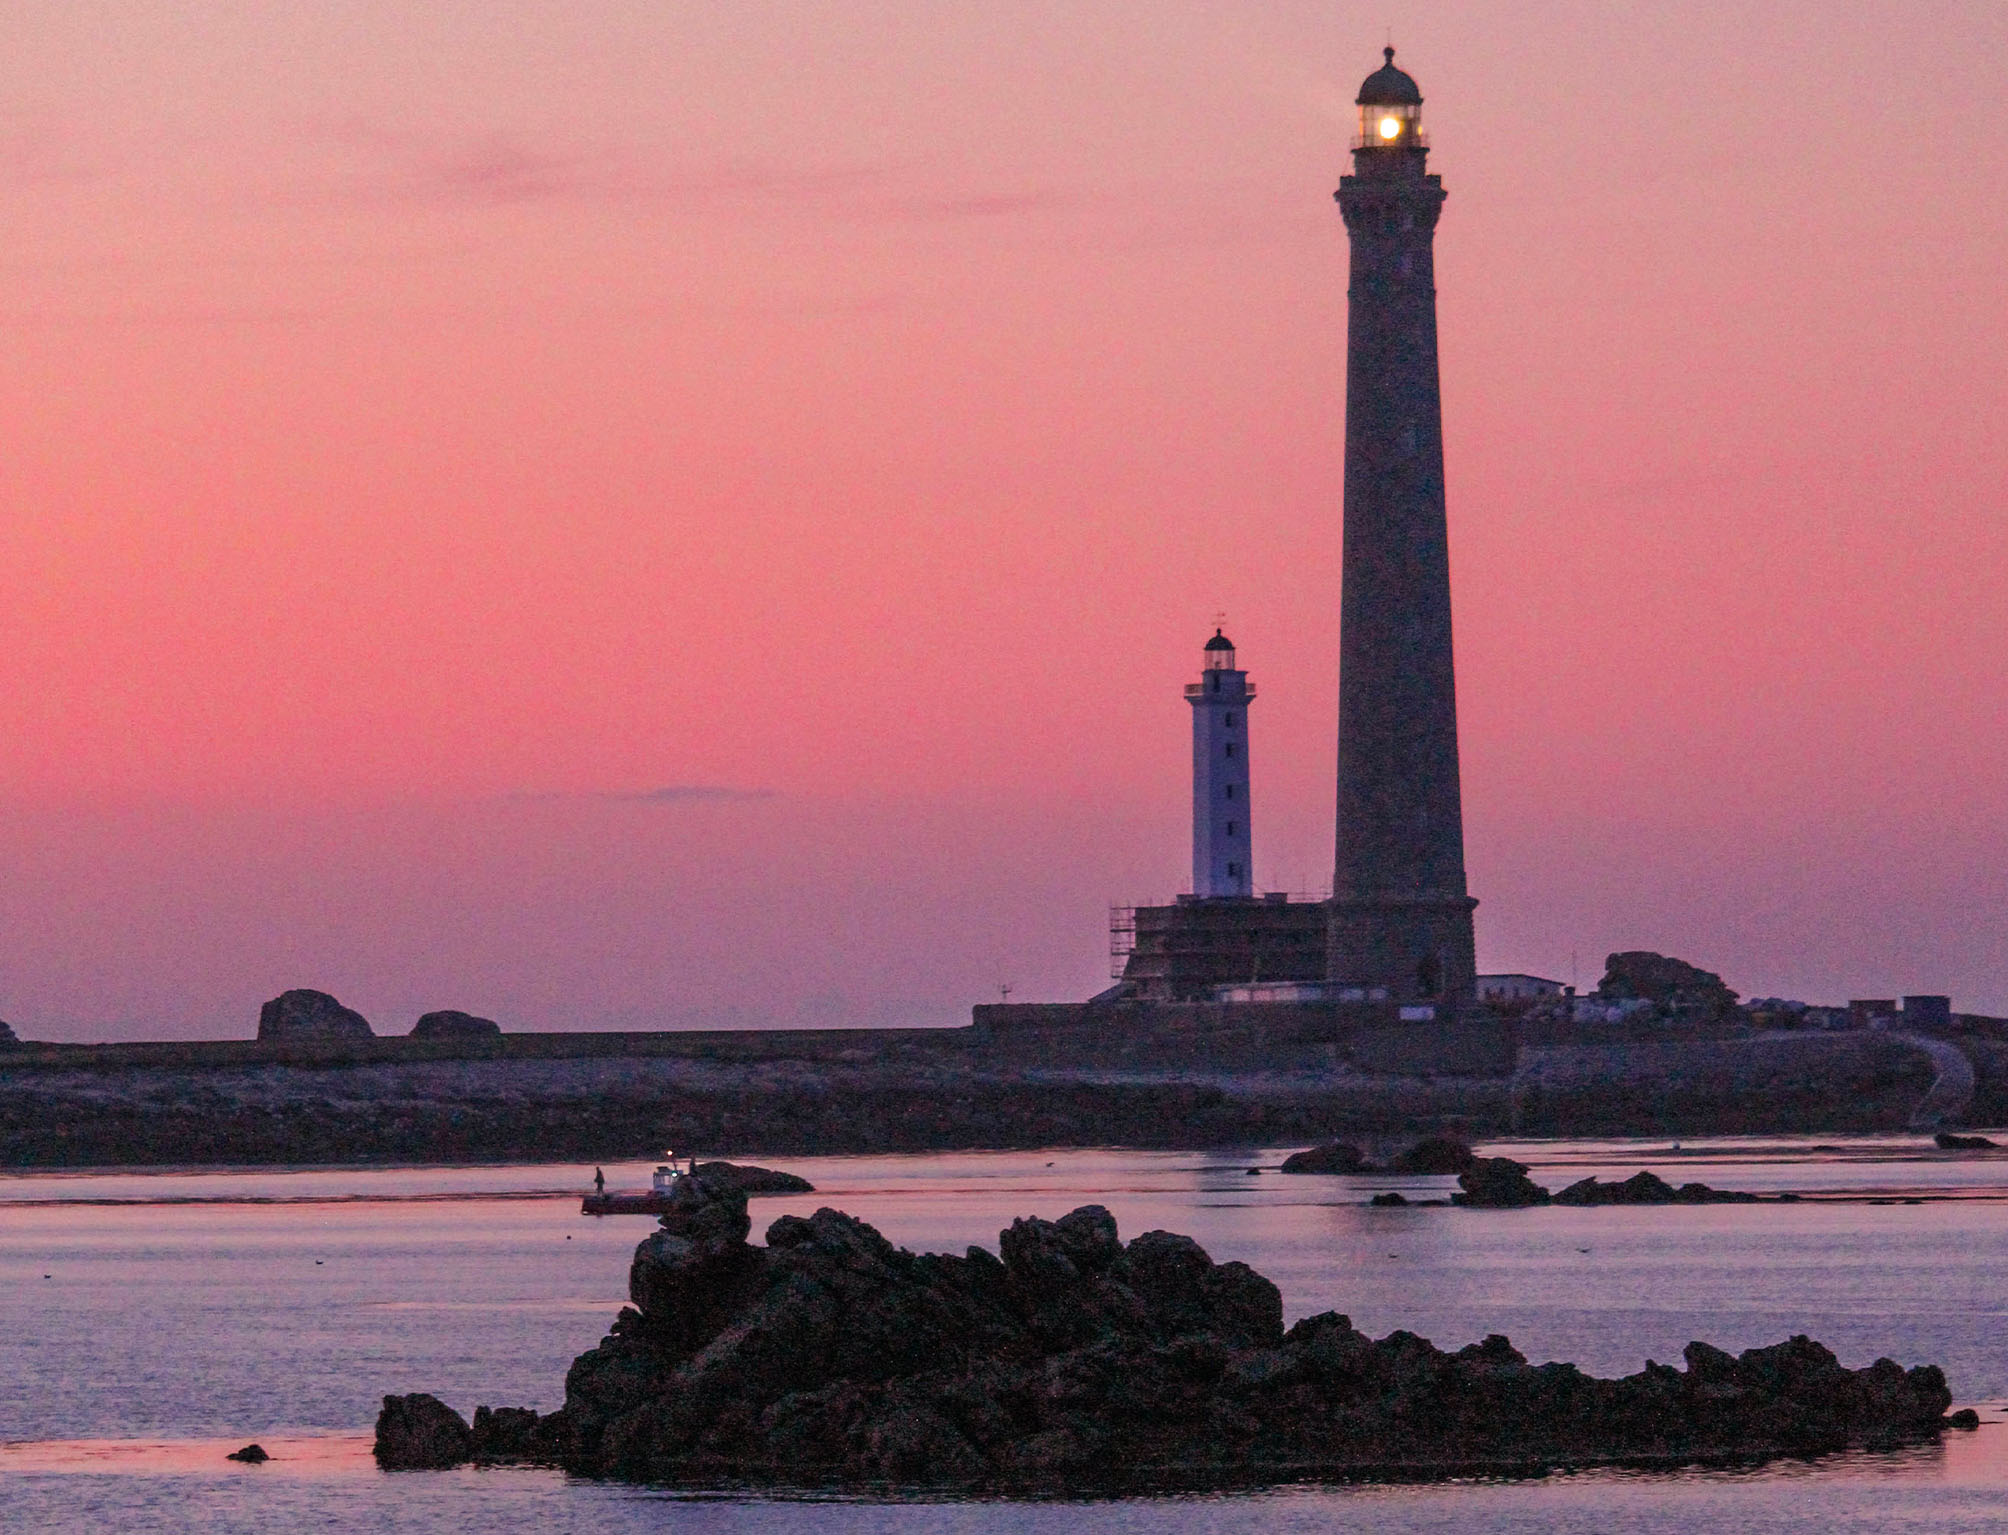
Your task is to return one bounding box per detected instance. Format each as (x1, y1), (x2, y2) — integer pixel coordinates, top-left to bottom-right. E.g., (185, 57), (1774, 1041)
(1279, 1136), (1476, 1176)
(253, 990), (503, 1041)
(1450, 1157), (1763, 1209)
(1279, 1141), (1768, 1211)
(376, 1174), (1961, 1488)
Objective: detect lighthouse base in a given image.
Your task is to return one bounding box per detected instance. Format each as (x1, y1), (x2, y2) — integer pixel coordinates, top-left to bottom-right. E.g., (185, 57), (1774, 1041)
(1328, 895), (1479, 1011)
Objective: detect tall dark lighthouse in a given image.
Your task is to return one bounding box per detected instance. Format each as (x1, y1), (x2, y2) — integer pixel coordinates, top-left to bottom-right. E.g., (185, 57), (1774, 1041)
(1328, 49), (1478, 1012)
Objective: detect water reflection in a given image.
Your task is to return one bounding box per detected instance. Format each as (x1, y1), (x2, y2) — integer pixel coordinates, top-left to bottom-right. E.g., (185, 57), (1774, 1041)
(8, 1141), (2008, 1531)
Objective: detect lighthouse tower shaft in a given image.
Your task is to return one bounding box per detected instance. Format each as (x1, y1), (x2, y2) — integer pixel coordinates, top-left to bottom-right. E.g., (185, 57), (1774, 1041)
(1329, 54), (1477, 1008)
(1190, 632), (1254, 898)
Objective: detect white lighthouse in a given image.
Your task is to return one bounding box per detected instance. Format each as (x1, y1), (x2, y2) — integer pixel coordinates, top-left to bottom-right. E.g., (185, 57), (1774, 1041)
(1188, 629), (1255, 897)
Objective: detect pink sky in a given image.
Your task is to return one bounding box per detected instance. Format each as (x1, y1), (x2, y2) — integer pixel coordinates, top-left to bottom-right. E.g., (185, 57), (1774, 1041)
(2, 2), (2005, 1038)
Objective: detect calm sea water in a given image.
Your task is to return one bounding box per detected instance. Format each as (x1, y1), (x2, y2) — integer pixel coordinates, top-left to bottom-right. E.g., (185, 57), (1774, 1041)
(6, 1138), (2008, 1532)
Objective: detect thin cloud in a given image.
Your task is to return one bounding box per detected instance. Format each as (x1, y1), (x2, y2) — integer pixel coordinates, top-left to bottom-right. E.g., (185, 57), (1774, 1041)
(871, 188), (1079, 222)
(503, 785), (778, 806)
(292, 120), (599, 208)
(285, 117), (889, 214)
(608, 785), (778, 805)
(281, 118), (1082, 225)
(416, 134), (593, 206)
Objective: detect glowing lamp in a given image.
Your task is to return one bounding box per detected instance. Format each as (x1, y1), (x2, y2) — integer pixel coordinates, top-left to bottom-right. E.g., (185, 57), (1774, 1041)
(1354, 46), (1423, 150)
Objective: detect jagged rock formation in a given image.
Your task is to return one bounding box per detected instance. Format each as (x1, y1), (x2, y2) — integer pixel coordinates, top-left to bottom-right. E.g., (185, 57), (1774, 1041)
(1598, 953), (1739, 1016)
(1553, 1171), (1759, 1206)
(256, 989), (373, 1042)
(410, 1010), (502, 1040)
(380, 1178), (1958, 1488)
(0, 1018), (17, 1047)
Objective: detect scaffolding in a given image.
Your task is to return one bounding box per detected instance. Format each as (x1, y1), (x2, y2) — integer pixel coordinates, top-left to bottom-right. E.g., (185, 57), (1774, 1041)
(1108, 905), (1138, 980)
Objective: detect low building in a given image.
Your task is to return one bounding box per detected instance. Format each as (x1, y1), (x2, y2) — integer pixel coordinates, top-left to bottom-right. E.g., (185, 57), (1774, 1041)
(1849, 998), (1899, 1030)
(1475, 973), (1565, 1004)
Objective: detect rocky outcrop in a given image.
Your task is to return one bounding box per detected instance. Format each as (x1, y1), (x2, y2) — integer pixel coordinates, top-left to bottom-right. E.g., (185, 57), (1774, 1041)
(410, 1010), (502, 1039)
(257, 989), (373, 1042)
(1278, 1142), (1367, 1174)
(1452, 1157), (1552, 1207)
(1280, 1137), (1476, 1177)
(1598, 953), (1738, 1015)
(0, 1018), (17, 1047)
(226, 1443), (268, 1463)
(375, 1393), (474, 1468)
(1553, 1171), (1759, 1206)
(1936, 1132), (1997, 1151)
(693, 1160), (815, 1195)
(381, 1179), (1958, 1488)
(1389, 1136), (1478, 1174)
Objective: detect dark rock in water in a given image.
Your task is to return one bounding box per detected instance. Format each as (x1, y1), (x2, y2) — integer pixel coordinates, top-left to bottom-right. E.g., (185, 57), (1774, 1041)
(1936, 1133), (1997, 1151)
(1453, 1157), (1552, 1208)
(1674, 1182), (1760, 1204)
(258, 989), (373, 1042)
(1949, 1408), (1982, 1429)
(1555, 1171), (1762, 1206)
(410, 1010), (502, 1040)
(1279, 1142), (1368, 1175)
(693, 1160), (815, 1195)
(1389, 1136), (1478, 1175)
(375, 1393), (474, 1469)
(1369, 1191), (1409, 1207)
(1282, 1138), (1474, 1177)
(386, 1176), (1956, 1488)
(472, 1405), (544, 1459)
(226, 1443), (269, 1463)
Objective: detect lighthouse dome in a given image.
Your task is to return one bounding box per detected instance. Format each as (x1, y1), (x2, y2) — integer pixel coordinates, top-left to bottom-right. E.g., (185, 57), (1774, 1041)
(1356, 47), (1422, 106)
(1204, 629), (1236, 652)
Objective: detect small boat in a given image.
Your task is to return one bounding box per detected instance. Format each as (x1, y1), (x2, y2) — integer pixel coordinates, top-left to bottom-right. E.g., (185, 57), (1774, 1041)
(582, 1152), (691, 1216)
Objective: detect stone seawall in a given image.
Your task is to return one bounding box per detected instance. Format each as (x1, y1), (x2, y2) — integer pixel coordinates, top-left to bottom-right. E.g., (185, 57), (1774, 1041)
(0, 1013), (1966, 1168)
(1511, 1033), (1938, 1137)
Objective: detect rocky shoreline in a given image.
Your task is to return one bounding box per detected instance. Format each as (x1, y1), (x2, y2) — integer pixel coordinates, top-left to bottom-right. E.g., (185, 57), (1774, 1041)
(375, 1171), (1966, 1491)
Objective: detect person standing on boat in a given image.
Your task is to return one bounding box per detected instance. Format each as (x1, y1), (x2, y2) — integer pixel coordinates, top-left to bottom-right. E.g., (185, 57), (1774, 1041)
(593, 1167), (605, 1196)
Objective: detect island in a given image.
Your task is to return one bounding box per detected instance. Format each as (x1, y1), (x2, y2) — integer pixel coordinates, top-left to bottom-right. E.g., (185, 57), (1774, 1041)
(375, 1170), (1964, 1489)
